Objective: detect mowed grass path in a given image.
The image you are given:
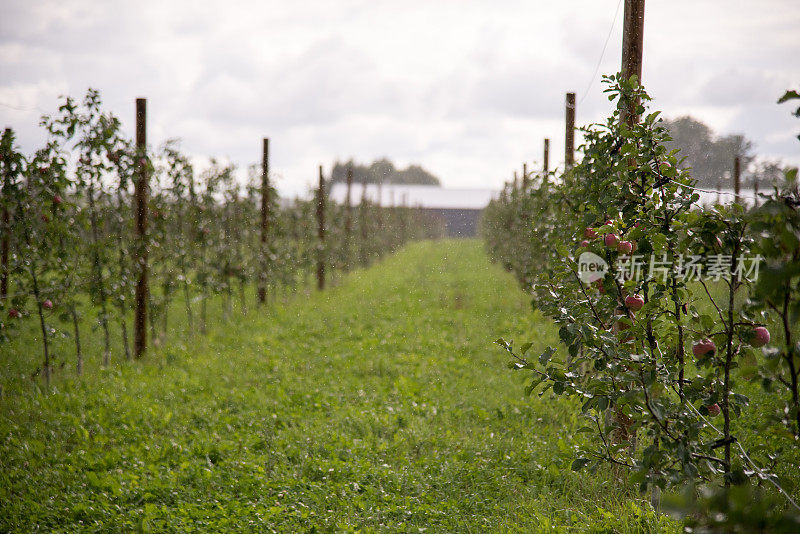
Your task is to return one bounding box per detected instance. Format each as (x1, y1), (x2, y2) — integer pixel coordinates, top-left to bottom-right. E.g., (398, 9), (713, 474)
(1, 240), (673, 532)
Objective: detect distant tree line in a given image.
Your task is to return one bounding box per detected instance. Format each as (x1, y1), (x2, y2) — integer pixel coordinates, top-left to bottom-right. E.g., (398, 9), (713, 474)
(662, 116), (787, 188)
(331, 158), (440, 186)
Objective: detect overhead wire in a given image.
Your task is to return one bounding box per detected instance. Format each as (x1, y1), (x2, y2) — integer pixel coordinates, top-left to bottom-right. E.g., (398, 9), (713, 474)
(577, 0), (625, 107)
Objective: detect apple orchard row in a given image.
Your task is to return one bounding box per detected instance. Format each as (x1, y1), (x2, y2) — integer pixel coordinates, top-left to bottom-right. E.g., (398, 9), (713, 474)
(0, 89), (442, 388)
(482, 75), (800, 495)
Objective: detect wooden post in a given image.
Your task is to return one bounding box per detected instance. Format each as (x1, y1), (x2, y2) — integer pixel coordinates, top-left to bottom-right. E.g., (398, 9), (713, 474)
(0, 201), (7, 300)
(258, 138), (269, 304)
(134, 98), (148, 358)
(400, 193), (408, 243)
(753, 177), (759, 207)
(616, 0), (644, 448)
(359, 180), (369, 266)
(376, 181), (384, 252)
(0, 128), (10, 301)
(565, 92), (576, 169)
(522, 162), (528, 189)
(621, 0), (646, 125)
(734, 156), (741, 205)
(344, 162), (353, 255)
(543, 138), (550, 174)
(316, 165), (325, 291)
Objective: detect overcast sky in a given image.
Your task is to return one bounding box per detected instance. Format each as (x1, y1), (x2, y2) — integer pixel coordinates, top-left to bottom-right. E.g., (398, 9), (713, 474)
(1, 0), (799, 196)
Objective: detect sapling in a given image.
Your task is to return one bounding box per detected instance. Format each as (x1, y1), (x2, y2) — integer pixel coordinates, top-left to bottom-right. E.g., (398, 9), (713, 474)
(108, 140), (134, 360)
(46, 90), (118, 366)
(748, 156), (800, 437)
(14, 153), (55, 386)
(0, 128), (19, 302)
(41, 104), (88, 375)
(497, 75), (763, 491)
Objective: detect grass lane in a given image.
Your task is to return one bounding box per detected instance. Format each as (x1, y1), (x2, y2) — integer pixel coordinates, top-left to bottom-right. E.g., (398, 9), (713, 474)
(0, 239), (674, 532)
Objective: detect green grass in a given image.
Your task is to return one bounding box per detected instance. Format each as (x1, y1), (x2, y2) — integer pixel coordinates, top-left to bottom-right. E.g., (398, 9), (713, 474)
(1, 240), (676, 532)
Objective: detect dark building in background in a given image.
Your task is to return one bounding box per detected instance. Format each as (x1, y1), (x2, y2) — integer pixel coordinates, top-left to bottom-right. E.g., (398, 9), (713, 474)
(425, 208), (482, 237)
(328, 184), (497, 238)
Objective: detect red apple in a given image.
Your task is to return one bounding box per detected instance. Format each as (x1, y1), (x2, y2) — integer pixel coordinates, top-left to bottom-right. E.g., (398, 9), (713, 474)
(8, 308), (20, 318)
(580, 240), (590, 247)
(53, 195), (63, 205)
(42, 299), (53, 310)
(41, 214), (49, 223)
(604, 233), (619, 248)
(584, 227), (598, 239)
(751, 327), (770, 347)
(605, 220), (613, 226)
(692, 338), (716, 357)
(706, 403), (721, 416)
(625, 294), (644, 312)
(594, 279), (605, 294)
(617, 240), (633, 254)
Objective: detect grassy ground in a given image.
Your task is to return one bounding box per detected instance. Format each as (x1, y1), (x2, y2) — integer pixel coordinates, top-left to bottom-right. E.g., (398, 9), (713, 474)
(1, 240), (675, 532)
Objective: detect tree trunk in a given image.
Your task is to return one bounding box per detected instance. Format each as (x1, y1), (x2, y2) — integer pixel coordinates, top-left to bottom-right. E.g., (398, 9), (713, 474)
(88, 184), (111, 366)
(72, 306), (82, 375)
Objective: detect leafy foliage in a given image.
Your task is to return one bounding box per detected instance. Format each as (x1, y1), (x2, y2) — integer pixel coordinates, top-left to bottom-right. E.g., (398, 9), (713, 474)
(0, 88), (442, 386)
(483, 74), (800, 520)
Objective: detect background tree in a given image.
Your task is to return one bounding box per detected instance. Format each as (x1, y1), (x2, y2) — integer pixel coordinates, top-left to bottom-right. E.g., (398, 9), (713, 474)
(331, 158), (441, 186)
(660, 116), (794, 189)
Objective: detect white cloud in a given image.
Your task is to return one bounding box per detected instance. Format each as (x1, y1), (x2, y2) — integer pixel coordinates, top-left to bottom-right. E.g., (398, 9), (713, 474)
(1, 0), (799, 198)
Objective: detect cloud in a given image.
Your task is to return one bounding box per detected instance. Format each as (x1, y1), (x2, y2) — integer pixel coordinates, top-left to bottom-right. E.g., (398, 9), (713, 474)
(1, 0), (799, 197)
(698, 69), (795, 107)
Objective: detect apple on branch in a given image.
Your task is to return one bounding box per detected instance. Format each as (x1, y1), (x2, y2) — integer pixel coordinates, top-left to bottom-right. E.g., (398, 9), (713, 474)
(692, 338), (717, 357)
(751, 326), (770, 347)
(625, 294), (644, 312)
(604, 233), (619, 248)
